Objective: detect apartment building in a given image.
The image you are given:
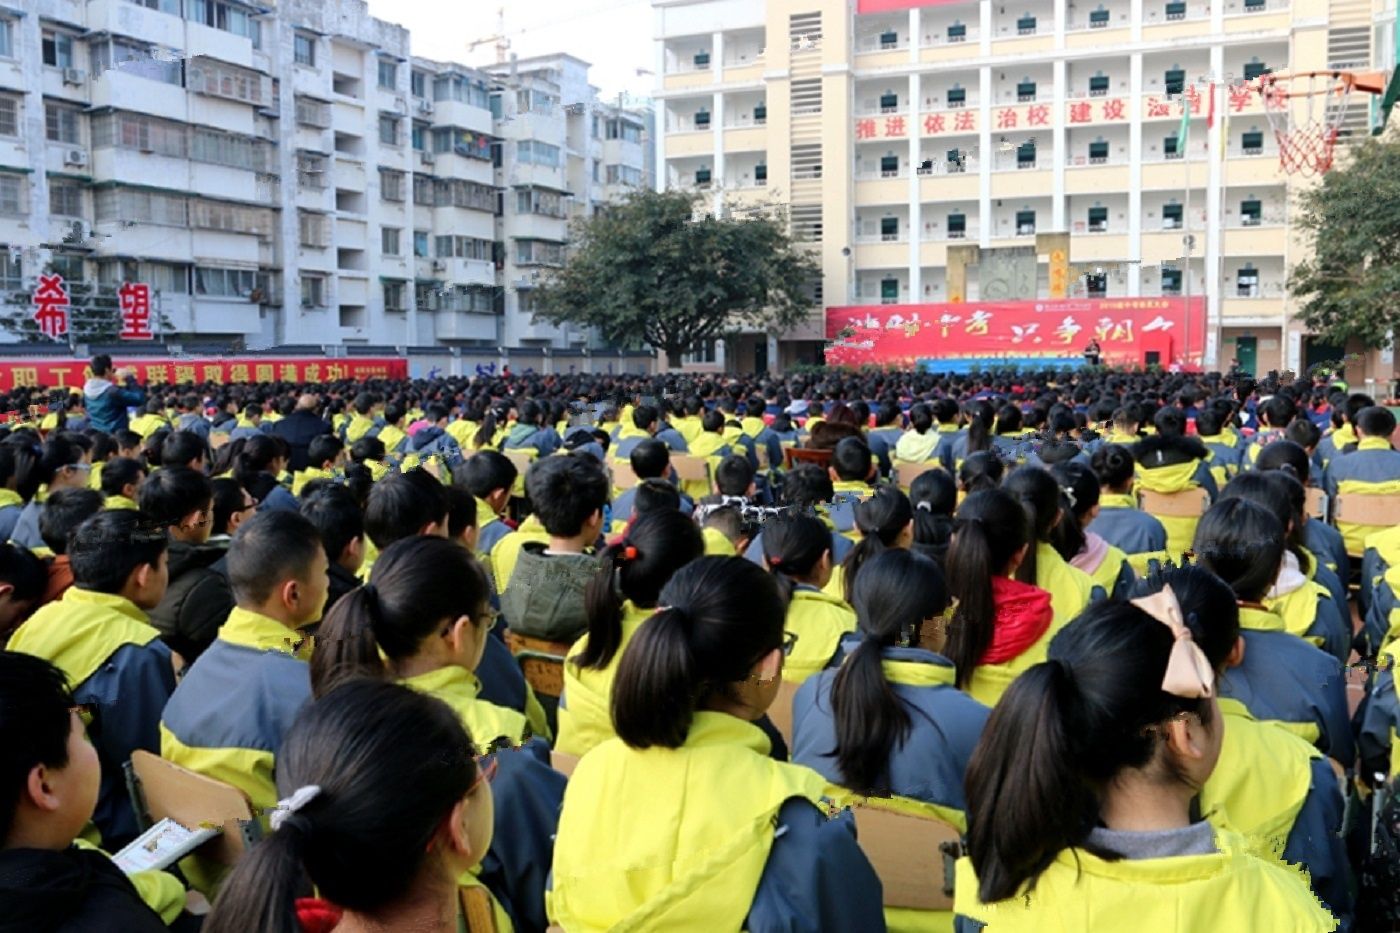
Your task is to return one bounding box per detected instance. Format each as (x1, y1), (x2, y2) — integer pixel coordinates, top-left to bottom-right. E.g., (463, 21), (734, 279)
(0, 0), (649, 353)
(653, 0), (1393, 379)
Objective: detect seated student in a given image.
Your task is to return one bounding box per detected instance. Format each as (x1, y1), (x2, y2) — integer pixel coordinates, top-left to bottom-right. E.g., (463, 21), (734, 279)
(957, 449), (1005, 496)
(1196, 406), (1245, 489)
(1050, 461), (1134, 600)
(203, 681), (495, 933)
(671, 396), (706, 447)
(290, 435), (344, 497)
(159, 430), (208, 474)
(863, 400), (903, 474)
(369, 403), (410, 459)
(556, 510), (704, 757)
(1316, 391), (1372, 470)
(348, 435), (391, 483)
(1255, 440), (1348, 583)
(1005, 466), (1098, 617)
(953, 596), (1334, 932)
(744, 465), (855, 566)
(10, 436), (92, 552)
(233, 435), (297, 514)
(500, 456), (608, 643)
(0, 544), (47, 640)
(443, 486), (479, 553)
(454, 450), (519, 559)
(401, 404), (462, 471)
(502, 400), (561, 459)
(338, 392), (381, 445)
(139, 467), (234, 665)
(706, 453), (760, 506)
(611, 404), (688, 459)
(943, 488), (1055, 708)
(763, 512), (857, 684)
(767, 411), (799, 448)
(0, 652), (172, 933)
(548, 557), (884, 932)
(298, 483), (365, 618)
(37, 488), (103, 606)
(0, 446), (28, 543)
(893, 402), (942, 466)
(207, 477), (254, 548)
(833, 484), (913, 603)
(160, 511), (327, 824)
(1103, 404), (1143, 445)
(1088, 442), (1168, 571)
(1246, 394), (1298, 462)
(828, 436), (876, 499)
(8, 511), (173, 848)
(1193, 499), (1352, 766)
(697, 504), (754, 557)
(909, 467), (956, 569)
(1138, 566), (1353, 926)
(1131, 408), (1218, 560)
(1325, 405), (1400, 556)
(610, 439), (692, 527)
(363, 468), (449, 571)
(129, 400), (170, 443)
(227, 403), (265, 442)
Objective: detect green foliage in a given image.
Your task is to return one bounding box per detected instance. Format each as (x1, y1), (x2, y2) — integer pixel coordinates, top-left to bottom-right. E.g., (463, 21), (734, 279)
(1291, 136), (1400, 350)
(532, 188), (820, 366)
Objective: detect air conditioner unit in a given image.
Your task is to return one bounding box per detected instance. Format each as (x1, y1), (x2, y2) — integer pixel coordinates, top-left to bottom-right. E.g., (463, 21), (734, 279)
(420, 150), (435, 165)
(432, 259), (447, 271)
(64, 148), (87, 167)
(62, 68), (85, 86)
(395, 96), (409, 114)
(418, 99), (434, 114)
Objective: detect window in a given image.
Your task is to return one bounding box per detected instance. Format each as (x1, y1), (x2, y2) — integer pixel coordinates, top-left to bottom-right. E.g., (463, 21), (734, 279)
(878, 92), (898, 112)
(515, 239), (565, 266)
(297, 152), (327, 190)
(89, 38), (182, 85)
(413, 230), (428, 258)
(413, 174), (433, 205)
(295, 96), (331, 128)
(880, 216), (899, 240)
(432, 74), (491, 108)
(378, 113), (402, 146)
(1088, 140), (1109, 163)
(191, 128), (270, 171)
(142, 262), (188, 294)
(432, 128), (492, 160)
(1016, 141), (1036, 168)
(42, 30), (74, 69)
(947, 212), (966, 238)
(300, 274), (325, 307)
(0, 97), (15, 137)
(947, 85), (966, 107)
(49, 180), (83, 217)
(879, 154), (899, 176)
(433, 235), (493, 260)
(0, 249), (21, 289)
(187, 0), (261, 47)
(94, 187), (188, 226)
(410, 70), (427, 98)
(378, 59), (398, 90)
(129, 0), (181, 13)
(754, 162), (767, 184)
(517, 188), (565, 217)
(411, 121), (427, 151)
(0, 175), (23, 215)
(947, 148), (966, 172)
(1016, 79), (1036, 102)
(1087, 205), (1109, 232)
(1237, 264), (1260, 297)
(195, 266), (257, 298)
(1241, 130), (1264, 154)
(516, 139), (561, 167)
(1089, 74), (1110, 96)
(0, 19), (14, 59)
(45, 105), (80, 144)
(880, 278), (899, 304)
(187, 57), (269, 105)
(1160, 265), (1182, 295)
(383, 281), (406, 311)
(606, 120), (642, 143)
(189, 199), (272, 235)
(91, 113), (187, 157)
(695, 167), (712, 186)
(1240, 198), (1263, 225)
(1162, 202), (1184, 228)
(381, 227), (401, 256)
(294, 33), (315, 66)
(1015, 209), (1036, 235)
(1164, 68), (1185, 95)
(694, 108), (711, 128)
(754, 102), (767, 123)
(1163, 135), (1181, 159)
(1085, 271), (1107, 297)
(298, 211), (330, 248)
(516, 88), (558, 114)
(379, 168), (405, 201)
(605, 164), (643, 186)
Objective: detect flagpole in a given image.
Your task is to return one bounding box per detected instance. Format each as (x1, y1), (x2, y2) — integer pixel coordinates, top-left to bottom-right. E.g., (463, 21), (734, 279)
(1182, 87), (1192, 370)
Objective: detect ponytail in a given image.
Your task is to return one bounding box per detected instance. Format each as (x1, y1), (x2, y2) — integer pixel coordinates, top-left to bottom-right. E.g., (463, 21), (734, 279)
(205, 822), (309, 933)
(308, 586), (387, 697)
(840, 485), (912, 604)
(944, 489), (1030, 690)
(761, 511), (831, 602)
(1004, 466), (1063, 587)
(1048, 462), (1098, 562)
(965, 401), (995, 454)
(473, 411), (498, 450)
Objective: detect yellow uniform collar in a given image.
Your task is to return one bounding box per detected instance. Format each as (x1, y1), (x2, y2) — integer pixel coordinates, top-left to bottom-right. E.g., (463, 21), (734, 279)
(219, 606), (310, 658)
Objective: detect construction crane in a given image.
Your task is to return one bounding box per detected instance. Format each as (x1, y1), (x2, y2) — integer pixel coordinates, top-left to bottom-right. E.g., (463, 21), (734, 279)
(467, 7), (511, 64)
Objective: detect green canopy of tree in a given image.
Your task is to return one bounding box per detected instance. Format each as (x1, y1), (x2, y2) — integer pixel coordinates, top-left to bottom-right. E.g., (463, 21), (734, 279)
(531, 188), (820, 367)
(1291, 136), (1400, 350)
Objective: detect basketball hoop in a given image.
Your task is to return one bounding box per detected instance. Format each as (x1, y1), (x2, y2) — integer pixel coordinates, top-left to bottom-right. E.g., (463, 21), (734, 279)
(1253, 70), (1386, 176)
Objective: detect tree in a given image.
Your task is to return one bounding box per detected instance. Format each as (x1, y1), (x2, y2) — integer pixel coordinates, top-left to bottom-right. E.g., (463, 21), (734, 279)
(532, 188), (820, 368)
(1290, 136), (1400, 350)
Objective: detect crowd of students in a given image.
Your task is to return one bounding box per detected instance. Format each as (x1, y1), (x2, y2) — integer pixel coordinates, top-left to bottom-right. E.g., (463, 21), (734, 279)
(1, 355), (1398, 930)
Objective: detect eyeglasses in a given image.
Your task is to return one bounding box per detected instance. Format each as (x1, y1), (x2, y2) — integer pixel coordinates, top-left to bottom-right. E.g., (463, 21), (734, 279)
(469, 755), (499, 794)
(782, 630), (798, 656)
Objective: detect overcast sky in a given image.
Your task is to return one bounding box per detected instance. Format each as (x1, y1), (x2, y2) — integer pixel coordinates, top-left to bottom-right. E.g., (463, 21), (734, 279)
(365, 0), (655, 101)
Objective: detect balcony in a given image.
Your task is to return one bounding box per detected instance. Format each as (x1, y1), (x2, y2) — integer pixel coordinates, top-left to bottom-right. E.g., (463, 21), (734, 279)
(434, 309), (498, 343)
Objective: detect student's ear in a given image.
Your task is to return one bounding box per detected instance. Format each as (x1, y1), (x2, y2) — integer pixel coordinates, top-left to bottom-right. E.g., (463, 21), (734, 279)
(817, 548), (832, 575)
(1225, 635), (1246, 669)
(442, 614), (476, 654)
(827, 466), (839, 483)
(25, 763), (63, 813)
(1164, 712), (1209, 762)
(133, 561), (156, 591)
(279, 577), (300, 611)
(443, 797), (478, 860)
(179, 507), (204, 532)
(342, 536), (364, 565)
(0, 582), (16, 602)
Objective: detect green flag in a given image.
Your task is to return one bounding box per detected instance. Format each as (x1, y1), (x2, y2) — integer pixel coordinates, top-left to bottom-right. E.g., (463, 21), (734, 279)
(1175, 93), (1191, 151)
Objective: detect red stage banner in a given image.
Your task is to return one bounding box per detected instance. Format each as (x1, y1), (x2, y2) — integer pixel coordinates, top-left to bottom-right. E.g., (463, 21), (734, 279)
(858, 0), (970, 11)
(0, 357), (408, 393)
(825, 298), (1207, 368)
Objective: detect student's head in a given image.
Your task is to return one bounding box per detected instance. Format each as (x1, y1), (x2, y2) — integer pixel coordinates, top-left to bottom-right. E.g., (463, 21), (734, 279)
(1345, 392), (1375, 423)
(114, 430), (141, 459)
(944, 489), (1032, 690)
(611, 557), (786, 749)
(701, 505), (752, 553)
(443, 486), (479, 551)
(1048, 462), (1100, 562)
(0, 545), (46, 638)
(1259, 394), (1296, 429)
(576, 509), (704, 672)
(161, 431), (208, 472)
(1134, 565), (1241, 675)
(524, 456), (609, 542)
(908, 468), (957, 565)
(781, 465), (833, 508)
(1218, 471), (1305, 562)
(22, 436), (88, 501)
(299, 484), (365, 575)
(762, 511), (833, 593)
(1002, 466), (1063, 585)
(98, 456), (145, 501)
(628, 439), (670, 481)
(365, 470), (450, 549)
(227, 510), (328, 627)
(1192, 498), (1284, 602)
(964, 598), (1220, 904)
(203, 680), (491, 933)
(1283, 418), (1321, 453)
(714, 455), (755, 498)
(1111, 406), (1139, 434)
(1090, 442), (1136, 492)
(841, 485), (913, 603)
(958, 451), (1004, 494)
(1194, 407), (1224, 438)
(90, 354), (113, 378)
(1356, 405), (1397, 441)
(831, 549), (948, 795)
(830, 437), (873, 484)
(631, 478), (681, 517)
(211, 477), (255, 537)
(630, 404), (659, 433)
(994, 404), (1022, 435)
(350, 436), (386, 464)
(137, 467), (214, 544)
(311, 537), (492, 699)
(38, 489), (103, 556)
(0, 652), (99, 850)
(306, 435), (344, 471)
(908, 403), (933, 435)
(68, 511), (169, 608)
(1254, 439), (1311, 486)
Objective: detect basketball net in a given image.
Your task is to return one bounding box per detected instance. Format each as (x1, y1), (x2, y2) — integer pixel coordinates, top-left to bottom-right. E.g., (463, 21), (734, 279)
(1257, 72), (1356, 176)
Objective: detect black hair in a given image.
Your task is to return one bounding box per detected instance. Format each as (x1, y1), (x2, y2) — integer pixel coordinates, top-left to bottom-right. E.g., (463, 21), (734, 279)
(1047, 462), (1099, 562)
(994, 404), (1022, 435)
(350, 436), (386, 464)
(114, 429), (141, 453)
(1153, 407), (1186, 437)
(1259, 395), (1296, 428)
(227, 509), (323, 606)
(1194, 407), (1224, 437)
(161, 431), (208, 470)
(1283, 419), (1320, 452)
(444, 486), (478, 541)
(575, 509), (704, 671)
(69, 510), (169, 595)
(99, 456), (145, 498)
(1002, 467), (1062, 588)
(0, 651), (76, 844)
(20, 436), (85, 502)
(91, 354), (113, 377)
(1193, 498), (1284, 602)
(762, 511), (832, 599)
(908, 403), (933, 435)
(364, 470), (449, 549)
(632, 478), (681, 516)
(1357, 405), (1397, 439)
(0, 544), (47, 623)
(831, 549), (947, 796)
(1218, 471), (1306, 565)
(831, 437), (873, 483)
(310, 537), (491, 698)
(628, 439), (670, 481)
(210, 477), (249, 536)
(908, 468), (956, 567)
(233, 435), (285, 495)
(611, 557), (785, 749)
(137, 466), (213, 529)
(453, 450), (518, 500)
(964, 400), (996, 454)
(782, 464), (833, 507)
(202, 680), (479, 933)
(1090, 443), (1136, 491)
(964, 600), (1213, 904)
(299, 484), (364, 565)
(958, 451), (1004, 494)
(471, 410), (499, 451)
(841, 485), (912, 604)
(630, 404), (658, 431)
(1254, 439), (1310, 485)
(306, 435), (344, 470)
(1133, 564), (1240, 672)
(525, 456), (610, 538)
(714, 455), (755, 497)
(39, 488), (104, 555)
(944, 489), (1031, 690)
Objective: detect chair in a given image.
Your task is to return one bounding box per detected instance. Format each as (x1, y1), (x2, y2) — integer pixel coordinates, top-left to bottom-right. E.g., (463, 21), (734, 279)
(766, 678), (801, 747)
(1304, 486), (1329, 522)
(1334, 494), (1400, 528)
(853, 804), (961, 912)
(125, 750), (260, 874)
(611, 460), (640, 491)
(550, 751), (580, 777)
(670, 454), (710, 484)
(784, 447), (833, 470)
(503, 630), (572, 700)
(503, 450), (535, 476)
(894, 461), (944, 490)
(1136, 486), (1211, 517)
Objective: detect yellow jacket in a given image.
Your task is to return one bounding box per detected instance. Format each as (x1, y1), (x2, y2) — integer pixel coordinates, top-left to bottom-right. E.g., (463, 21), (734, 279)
(1134, 459), (1208, 560)
(291, 466), (335, 497)
(1035, 542), (1094, 633)
(783, 586), (857, 684)
(9, 587), (161, 686)
(103, 494), (139, 511)
(555, 601), (653, 757)
(400, 664), (531, 751)
(490, 515), (550, 596)
(128, 412), (169, 441)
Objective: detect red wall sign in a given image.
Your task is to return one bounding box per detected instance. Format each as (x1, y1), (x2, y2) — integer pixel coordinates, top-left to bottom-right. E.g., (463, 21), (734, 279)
(0, 357), (409, 393)
(826, 298), (1207, 368)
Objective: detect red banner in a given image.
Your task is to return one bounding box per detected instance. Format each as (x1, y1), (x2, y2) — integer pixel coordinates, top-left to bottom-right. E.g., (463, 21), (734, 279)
(825, 298), (1207, 368)
(858, 0), (971, 11)
(0, 357), (408, 394)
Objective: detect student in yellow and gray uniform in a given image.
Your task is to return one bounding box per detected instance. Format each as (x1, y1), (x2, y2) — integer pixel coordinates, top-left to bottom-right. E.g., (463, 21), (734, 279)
(1324, 406), (1400, 557)
(1130, 409), (1218, 561)
(762, 511), (858, 686)
(548, 557), (884, 933)
(1049, 462), (1134, 601)
(1255, 440), (1349, 590)
(1087, 443), (1168, 574)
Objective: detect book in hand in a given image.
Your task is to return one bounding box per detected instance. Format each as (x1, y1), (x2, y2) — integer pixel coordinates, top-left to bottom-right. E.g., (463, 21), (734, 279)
(112, 817), (221, 875)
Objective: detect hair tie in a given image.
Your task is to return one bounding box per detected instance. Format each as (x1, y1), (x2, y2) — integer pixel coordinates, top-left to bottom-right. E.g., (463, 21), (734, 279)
(362, 583), (379, 604)
(768, 555), (783, 566)
(269, 784), (322, 831)
(1060, 485), (1078, 508)
(621, 545), (638, 561)
(915, 501), (932, 513)
(1129, 585), (1214, 699)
